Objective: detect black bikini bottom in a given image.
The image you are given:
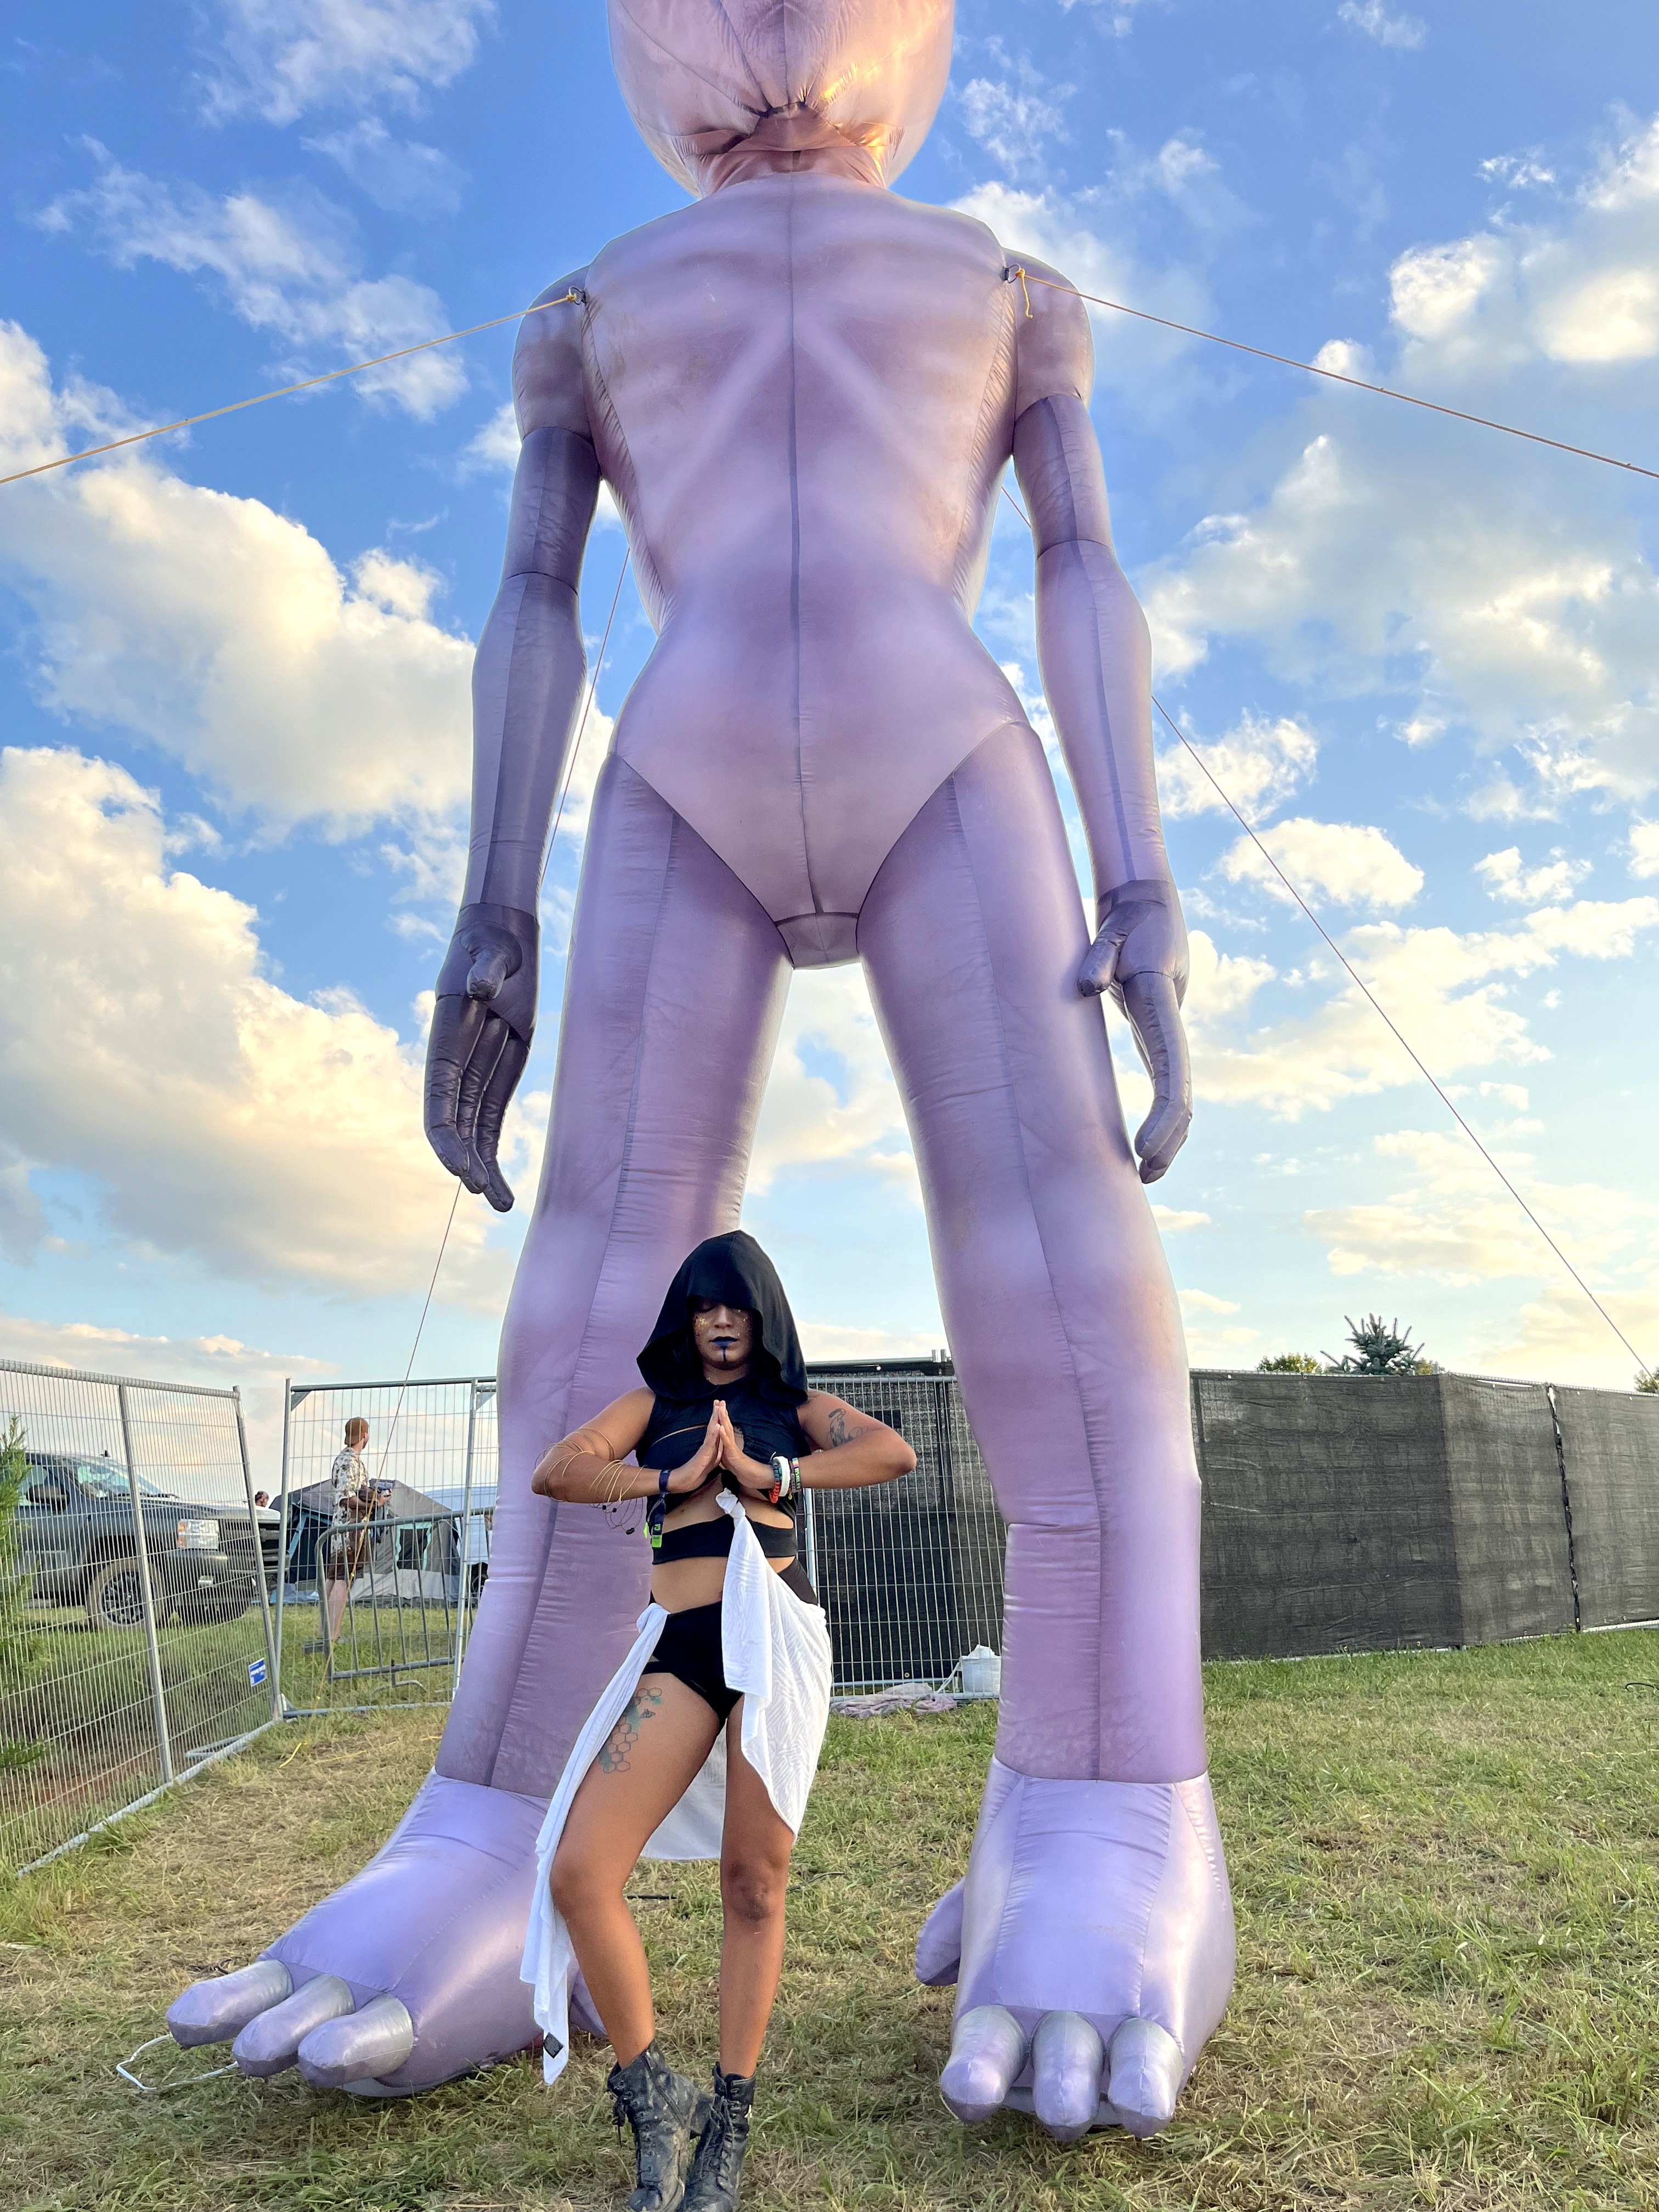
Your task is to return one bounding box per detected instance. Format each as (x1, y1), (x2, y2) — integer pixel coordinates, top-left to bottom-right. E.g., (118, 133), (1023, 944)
(643, 1568), (820, 1724)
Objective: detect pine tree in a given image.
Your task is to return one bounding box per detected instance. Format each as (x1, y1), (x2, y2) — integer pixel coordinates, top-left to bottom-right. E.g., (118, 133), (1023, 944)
(1323, 1314), (1437, 1378)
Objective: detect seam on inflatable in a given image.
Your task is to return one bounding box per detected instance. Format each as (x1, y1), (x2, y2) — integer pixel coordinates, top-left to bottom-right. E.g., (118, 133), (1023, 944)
(946, 749), (1108, 1779)
(1176, 1781), (1226, 1894)
(580, 291), (664, 625)
(950, 276), (1017, 603)
(782, 184), (820, 916)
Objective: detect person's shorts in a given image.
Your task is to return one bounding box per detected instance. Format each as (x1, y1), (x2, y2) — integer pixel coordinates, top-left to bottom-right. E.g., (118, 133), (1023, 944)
(325, 1527), (370, 1579)
(642, 1602), (738, 1723)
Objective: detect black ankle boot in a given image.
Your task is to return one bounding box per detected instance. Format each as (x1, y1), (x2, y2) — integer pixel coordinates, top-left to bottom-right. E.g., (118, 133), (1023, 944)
(683, 2064), (756, 2211)
(606, 2041), (708, 2212)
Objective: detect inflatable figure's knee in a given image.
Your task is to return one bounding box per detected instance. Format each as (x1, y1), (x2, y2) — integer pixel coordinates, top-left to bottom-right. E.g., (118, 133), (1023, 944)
(920, 1759), (1234, 2140)
(168, 1774), (550, 2094)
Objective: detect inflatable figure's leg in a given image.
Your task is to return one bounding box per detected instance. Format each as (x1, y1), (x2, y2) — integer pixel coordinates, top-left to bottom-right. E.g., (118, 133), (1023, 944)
(171, 759), (790, 2090)
(860, 723), (1234, 2138)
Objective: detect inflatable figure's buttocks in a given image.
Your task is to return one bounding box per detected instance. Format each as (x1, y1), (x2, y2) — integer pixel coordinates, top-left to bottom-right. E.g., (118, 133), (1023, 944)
(583, 176), (1031, 962)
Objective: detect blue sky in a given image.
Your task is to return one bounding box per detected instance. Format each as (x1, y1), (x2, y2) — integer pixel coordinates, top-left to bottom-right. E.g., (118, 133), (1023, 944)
(2, 0), (1657, 1481)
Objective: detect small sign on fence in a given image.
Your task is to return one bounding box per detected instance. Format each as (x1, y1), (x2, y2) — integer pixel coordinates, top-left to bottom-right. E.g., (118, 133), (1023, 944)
(248, 1658), (268, 1689)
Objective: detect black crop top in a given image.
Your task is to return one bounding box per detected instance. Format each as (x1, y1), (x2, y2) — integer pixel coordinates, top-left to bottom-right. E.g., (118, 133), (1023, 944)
(639, 1377), (811, 1527)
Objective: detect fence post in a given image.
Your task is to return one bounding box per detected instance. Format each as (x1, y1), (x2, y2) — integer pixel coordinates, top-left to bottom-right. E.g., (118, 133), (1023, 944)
(453, 1381), (481, 1699)
(116, 1382), (174, 1787)
(801, 1482), (818, 1596)
(274, 1379), (292, 1711)
(234, 1388), (282, 1722)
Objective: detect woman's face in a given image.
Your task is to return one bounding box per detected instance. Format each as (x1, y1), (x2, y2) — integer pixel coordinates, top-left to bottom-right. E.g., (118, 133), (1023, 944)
(692, 1300), (754, 1376)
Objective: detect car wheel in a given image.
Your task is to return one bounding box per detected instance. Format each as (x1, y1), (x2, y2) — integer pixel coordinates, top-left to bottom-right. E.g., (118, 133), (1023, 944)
(86, 1555), (153, 1632)
(177, 1582), (255, 1626)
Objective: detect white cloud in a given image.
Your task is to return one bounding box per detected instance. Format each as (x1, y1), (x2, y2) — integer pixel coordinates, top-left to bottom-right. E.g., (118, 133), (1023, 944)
(1056, 0), (1160, 33)
(1336, 1), (1426, 52)
(1479, 151), (1556, 193)
(0, 321), (473, 834)
(1301, 1128), (1659, 1389)
(1185, 898), (1659, 1119)
(1155, 713), (1318, 822)
(0, 1310), (334, 1492)
(750, 968), (916, 1198)
(198, 0), (494, 126)
(1629, 822), (1659, 878)
(1221, 817), (1424, 911)
(1152, 1204), (1211, 1231)
(1141, 112), (1659, 811)
(40, 151), (464, 418)
(1180, 1288), (1239, 1314)
(958, 54), (1071, 179)
(0, 746), (516, 1310)
(1474, 846), (1593, 904)
(304, 118), (465, 216)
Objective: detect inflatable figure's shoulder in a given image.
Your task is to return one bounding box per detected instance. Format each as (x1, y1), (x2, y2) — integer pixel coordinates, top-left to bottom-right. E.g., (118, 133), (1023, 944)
(1001, 251), (1093, 417)
(513, 268), (592, 438)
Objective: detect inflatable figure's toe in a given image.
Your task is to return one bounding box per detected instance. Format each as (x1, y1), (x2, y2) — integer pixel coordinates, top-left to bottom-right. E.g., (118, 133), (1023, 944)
(167, 1773), (546, 2094)
(923, 1759), (1234, 2140)
(1105, 2016), (1184, 2138)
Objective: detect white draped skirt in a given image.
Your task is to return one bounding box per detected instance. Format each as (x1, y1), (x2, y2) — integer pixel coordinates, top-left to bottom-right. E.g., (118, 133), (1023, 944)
(521, 1492), (833, 2081)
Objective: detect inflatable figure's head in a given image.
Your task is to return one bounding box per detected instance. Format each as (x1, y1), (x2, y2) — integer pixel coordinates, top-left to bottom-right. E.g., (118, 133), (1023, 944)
(608, 0), (954, 196)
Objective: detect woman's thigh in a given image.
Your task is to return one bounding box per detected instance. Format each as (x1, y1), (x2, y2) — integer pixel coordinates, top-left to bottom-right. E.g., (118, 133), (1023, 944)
(719, 1707), (794, 1893)
(554, 1672), (723, 1889)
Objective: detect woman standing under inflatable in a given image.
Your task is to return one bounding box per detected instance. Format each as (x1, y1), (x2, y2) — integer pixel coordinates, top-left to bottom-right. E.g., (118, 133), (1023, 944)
(526, 1231), (913, 2212)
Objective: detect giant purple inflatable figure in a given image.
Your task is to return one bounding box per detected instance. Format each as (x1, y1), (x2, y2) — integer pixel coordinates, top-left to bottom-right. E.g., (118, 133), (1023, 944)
(170, 0), (1234, 2138)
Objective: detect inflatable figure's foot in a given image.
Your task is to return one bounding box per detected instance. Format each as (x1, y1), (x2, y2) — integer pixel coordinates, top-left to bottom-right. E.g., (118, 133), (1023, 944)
(917, 1759), (1234, 2140)
(168, 1774), (546, 2094)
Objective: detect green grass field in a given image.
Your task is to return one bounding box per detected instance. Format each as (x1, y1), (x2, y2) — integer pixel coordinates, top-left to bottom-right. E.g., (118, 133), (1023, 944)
(1, 1629), (1656, 2210)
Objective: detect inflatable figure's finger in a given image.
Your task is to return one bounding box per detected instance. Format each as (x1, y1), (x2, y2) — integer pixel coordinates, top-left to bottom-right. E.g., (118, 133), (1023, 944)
(167, 1958), (291, 2048)
(1031, 2010), (1106, 2142)
(424, 992), (488, 1182)
(297, 1994), (416, 2090)
(914, 1877), (964, 1986)
(1107, 2016), (1184, 2138)
(454, 1010), (508, 1169)
(473, 1032), (529, 1214)
(231, 1974), (355, 2076)
(466, 943), (514, 1002)
(940, 2004), (1028, 2123)
(1121, 971), (1192, 1182)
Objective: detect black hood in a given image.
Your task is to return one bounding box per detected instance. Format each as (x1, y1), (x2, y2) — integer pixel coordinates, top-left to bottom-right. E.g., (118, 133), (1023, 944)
(637, 1231), (808, 1406)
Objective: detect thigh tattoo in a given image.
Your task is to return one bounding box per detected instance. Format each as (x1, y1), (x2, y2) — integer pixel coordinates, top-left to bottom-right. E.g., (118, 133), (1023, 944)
(597, 1685), (664, 1774)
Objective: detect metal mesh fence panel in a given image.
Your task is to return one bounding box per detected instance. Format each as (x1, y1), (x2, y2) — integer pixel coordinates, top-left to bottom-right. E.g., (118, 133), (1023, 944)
(275, 1379), (497, 1712)
(1554, 1386), (1659, 1630)
(0, 1359), (278, 1872)
(805, 1368), (1005, 1691)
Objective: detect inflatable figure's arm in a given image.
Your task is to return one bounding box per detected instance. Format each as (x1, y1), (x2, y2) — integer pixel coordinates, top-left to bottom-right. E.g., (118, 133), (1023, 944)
(425, 273), (601, 1210)
(1009, 264), (1191, 1183)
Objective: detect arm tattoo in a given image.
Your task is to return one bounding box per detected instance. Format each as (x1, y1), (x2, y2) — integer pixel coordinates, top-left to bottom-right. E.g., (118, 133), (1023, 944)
(596, 1685), (664, 1773)
(827, 1403), (872, 1448)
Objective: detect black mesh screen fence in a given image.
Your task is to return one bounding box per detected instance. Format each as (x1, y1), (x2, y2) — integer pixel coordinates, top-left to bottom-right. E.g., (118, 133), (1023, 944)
(1440, 1378), (1574, 1644)
(1551, 1387), (1659, 1630)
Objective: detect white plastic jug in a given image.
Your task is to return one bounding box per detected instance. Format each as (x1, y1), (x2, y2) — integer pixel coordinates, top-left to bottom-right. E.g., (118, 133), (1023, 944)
(957, 1645), (1002, 1697)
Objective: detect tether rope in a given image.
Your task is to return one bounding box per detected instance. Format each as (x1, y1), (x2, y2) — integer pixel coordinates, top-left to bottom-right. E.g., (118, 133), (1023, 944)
(1008, 267), (1659, 484)
(996, 478), (1651, 1376)
(4, 275), (1654, 490)
(373, 1181), (461, 1486)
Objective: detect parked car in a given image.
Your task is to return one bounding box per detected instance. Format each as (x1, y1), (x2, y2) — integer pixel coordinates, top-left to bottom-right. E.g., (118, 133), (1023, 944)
(13, 1451), (278, 1631)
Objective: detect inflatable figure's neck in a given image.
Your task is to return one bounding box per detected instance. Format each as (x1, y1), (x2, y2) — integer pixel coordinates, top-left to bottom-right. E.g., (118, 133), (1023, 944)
(701, 109), (886, 195)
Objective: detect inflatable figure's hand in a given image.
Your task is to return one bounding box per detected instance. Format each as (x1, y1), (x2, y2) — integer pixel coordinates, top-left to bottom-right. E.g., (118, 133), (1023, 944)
(917, 1760), (1234, 2141)
(167, 1774), (547, 2093)
(425, 904), (539, 1211)
(1078, 881), (1192, 1184)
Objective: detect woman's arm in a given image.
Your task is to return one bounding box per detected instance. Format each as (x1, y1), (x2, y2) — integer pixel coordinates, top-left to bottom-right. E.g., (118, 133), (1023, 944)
(530, 1389), (721, 1503)
(772, 1393), (916, 1493)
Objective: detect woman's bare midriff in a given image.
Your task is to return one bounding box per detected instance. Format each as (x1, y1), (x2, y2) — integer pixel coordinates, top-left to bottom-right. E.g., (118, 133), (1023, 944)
(650, 1486), (796, 1615)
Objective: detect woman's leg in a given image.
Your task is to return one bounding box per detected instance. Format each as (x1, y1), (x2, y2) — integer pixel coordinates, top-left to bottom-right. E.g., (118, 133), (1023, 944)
(438, 756), (792, 1800)
(715, 1706), (796, 2076)
(551, 1673), (723, 2063)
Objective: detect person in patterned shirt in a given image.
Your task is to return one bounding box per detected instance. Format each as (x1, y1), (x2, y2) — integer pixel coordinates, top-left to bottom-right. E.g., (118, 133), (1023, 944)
(322, 1417), (374, 1655)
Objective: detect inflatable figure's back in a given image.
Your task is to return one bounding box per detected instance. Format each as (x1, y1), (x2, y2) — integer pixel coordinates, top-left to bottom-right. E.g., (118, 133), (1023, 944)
(608, 0), (954, 193)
